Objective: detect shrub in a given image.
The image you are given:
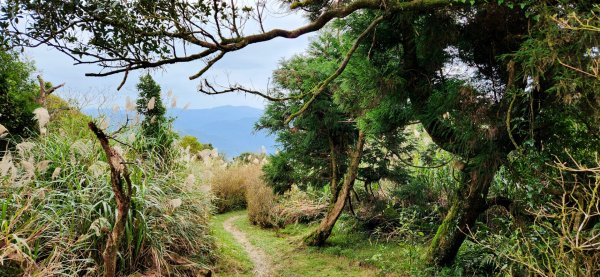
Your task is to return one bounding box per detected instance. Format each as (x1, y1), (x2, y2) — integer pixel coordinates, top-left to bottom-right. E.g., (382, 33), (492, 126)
(470, 157), (600, 277)
(0, 50), (39, 150)
(209, 164), (262, 213)
(245, 172), (277, 228)
(272, 186), (328, 226)
(179, 135), (211, 155)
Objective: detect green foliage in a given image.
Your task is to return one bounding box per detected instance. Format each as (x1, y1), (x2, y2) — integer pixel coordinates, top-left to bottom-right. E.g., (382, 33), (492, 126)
(135, 74), (177, 160)
(136, 74), (166, 130)
(179, 135), (211, 155)
(261, 152), (296, 194)
(0, 50), (38, 144)
(0, 98), (215, 276)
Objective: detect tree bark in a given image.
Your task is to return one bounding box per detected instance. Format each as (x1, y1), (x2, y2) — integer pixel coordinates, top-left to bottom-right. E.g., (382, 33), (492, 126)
(36, 75), (64, 107)
(305, 131), (365, 246)
(88, 122), (133, 277)
(328, 135), (339, 203)
(427, 156), (501, 266)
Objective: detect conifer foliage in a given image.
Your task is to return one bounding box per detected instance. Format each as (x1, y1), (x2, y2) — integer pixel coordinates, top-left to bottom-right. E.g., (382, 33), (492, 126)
(135, 74), (174, 159)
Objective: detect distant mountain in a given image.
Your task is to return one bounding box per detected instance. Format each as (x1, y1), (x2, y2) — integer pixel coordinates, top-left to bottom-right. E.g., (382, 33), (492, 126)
(83, 105), (276, 158)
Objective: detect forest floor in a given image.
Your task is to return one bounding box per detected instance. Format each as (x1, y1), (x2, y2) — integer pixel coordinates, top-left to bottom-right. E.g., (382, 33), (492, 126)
(210, 211), (430, 276)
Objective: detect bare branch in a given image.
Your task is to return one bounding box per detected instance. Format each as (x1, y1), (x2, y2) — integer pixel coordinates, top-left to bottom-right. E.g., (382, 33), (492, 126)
(199, 79), (294, 101)
(36, 75), (65, 106)
(189, 51), (226, 80)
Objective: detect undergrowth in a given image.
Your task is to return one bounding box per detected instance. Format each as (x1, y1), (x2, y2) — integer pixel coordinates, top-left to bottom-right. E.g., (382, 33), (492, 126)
(0, 100), (215, 276)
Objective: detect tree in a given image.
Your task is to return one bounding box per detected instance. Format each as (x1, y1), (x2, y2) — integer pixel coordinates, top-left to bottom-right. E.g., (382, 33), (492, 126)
(0, 50), (38, 151)
(257, 38), (358, 199)
(1, 0), (451, 85)
(259, 27), (416, 245)
(136, 74), (167, 136)
(179, 135), (211, 155)
(135, 74), (175, 158)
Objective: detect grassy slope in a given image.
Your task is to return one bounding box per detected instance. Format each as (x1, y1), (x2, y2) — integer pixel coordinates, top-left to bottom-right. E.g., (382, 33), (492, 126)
(212, 211), (437, 276)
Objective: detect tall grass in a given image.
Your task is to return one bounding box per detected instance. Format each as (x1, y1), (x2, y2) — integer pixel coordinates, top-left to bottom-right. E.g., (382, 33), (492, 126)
(209, 163), (261, 213)
(0, 104), (214, 276)
(245, 171), (277, 228)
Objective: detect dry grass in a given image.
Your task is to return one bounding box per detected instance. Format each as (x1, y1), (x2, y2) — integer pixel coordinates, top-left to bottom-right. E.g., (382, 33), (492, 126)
(0, 105), (215, 276)
(245, 173), (277, 228)
(209, 163), (261, 213)
(272, 186), (328, 226)
(210, 163), (326, 228)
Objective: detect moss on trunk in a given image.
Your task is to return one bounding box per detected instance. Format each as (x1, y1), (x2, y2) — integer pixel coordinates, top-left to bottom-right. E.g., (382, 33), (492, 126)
(427, 156), (501, 266)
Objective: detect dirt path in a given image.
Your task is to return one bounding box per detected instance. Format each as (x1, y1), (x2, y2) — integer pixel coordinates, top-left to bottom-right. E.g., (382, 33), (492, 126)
(222, 215), (272, 277)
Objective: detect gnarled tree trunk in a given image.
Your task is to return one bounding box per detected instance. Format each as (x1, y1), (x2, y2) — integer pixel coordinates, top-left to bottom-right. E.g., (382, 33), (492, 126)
(89, 122), (133, 277)
(36, 75), (64, 107)
(305, 131), (365, 246)
(427, 156), (501, 266)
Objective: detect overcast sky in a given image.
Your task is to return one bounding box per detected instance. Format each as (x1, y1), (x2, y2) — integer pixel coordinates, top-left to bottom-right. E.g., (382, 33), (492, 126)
(24, 3), (313, 110)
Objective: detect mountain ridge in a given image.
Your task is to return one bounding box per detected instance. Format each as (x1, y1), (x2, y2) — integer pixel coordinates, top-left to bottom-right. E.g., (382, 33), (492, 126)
(83, 105), (276, 158)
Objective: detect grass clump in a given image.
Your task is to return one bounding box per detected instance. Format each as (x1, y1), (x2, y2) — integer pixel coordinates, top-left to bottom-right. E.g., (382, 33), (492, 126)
(0, 102), (215, 276)
(209, 163), (262, 213)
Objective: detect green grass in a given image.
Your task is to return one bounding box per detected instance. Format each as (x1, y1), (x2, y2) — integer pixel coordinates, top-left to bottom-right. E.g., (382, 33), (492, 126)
(212, 210), (442, 276)
(210, 211), (254, 276)
(212, 211), (377, 276)
(277, 219), (431, 276)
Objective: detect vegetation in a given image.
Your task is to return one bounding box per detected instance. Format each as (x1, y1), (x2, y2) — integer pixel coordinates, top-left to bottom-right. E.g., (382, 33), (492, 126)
(209, 162), (262, 213)
(179, 135), (212, 155)
(211, 211), (380, 277)
(1, 0), (599, 276)
(0, 50), (38, 149)
(0, 95), (214, 276)
(135, 74), (176, 160)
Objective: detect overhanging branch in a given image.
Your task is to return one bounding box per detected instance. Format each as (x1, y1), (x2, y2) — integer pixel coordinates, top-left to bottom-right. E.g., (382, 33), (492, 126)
(284, 14), (386, 124)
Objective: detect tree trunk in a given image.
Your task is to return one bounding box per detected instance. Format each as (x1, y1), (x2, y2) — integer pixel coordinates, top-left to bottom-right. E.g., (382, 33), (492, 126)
(89, 122), (133, 277)
(427, 156), (501, 266)
(328, 135), (339, 203)
(36, 75), (64, 107)
(305, 131), (365, 246)
(103, 197), (130, 277)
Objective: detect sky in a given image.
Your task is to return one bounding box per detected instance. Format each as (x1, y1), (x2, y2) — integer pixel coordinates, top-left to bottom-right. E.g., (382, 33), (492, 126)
(24, 2), (313, 110)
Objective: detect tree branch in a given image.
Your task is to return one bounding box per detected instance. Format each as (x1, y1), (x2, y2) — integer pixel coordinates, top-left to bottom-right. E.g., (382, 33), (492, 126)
(9, 0), (451, 86)
(284, 14), (386, 124)
(198, 79), (296, 102)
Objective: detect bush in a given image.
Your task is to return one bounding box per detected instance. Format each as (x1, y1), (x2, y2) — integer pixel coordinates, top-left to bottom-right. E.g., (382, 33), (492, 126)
(209, 163), (262, 213)
(469, 158), (600, 277)
(179, 135), (212, 155)
(245, 171), (277, 228)
(0, 101), (215, 276)
(272, 186), (328, 226)
(0, 50), (39, 150)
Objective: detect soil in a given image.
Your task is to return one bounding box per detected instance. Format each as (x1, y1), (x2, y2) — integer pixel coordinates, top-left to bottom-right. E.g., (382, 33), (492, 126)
(222, 215), (272, 277)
